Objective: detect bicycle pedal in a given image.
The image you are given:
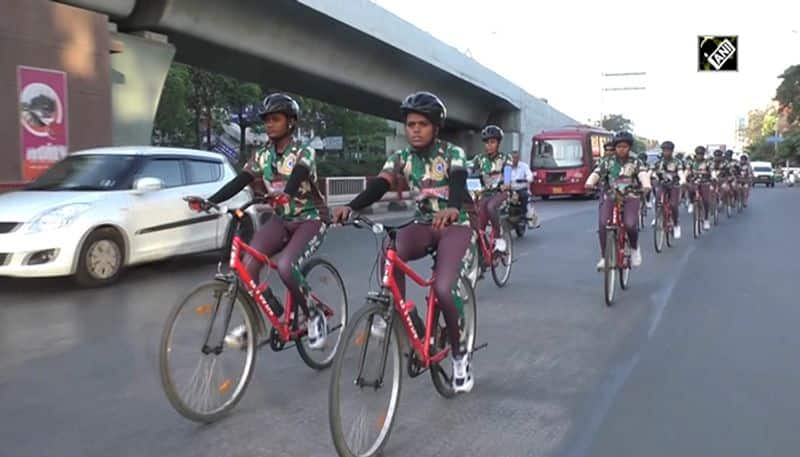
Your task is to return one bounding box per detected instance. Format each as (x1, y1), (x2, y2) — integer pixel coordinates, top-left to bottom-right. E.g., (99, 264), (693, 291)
(473, 342), (489, 352)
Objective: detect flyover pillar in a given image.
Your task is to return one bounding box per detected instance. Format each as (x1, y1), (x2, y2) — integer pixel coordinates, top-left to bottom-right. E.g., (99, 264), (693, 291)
(109, 30), (175, 146)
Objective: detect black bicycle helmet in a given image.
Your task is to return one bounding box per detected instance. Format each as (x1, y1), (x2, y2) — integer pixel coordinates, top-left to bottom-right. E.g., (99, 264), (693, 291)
(713, 149), (723, 158)
(739, 153), (749, 162)
(612, 131), (634, 147)
(725, 149), (734, 159)
(661, 140), (675, 151)
(695, 145), (707, 155)
(400, 91), (447, 127)
(481, 125), (504, 142)
(258, 93), (300, 120)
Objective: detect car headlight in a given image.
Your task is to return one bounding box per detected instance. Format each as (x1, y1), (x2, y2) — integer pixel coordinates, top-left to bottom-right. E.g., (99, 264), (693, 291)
(25, 203), (91, 234)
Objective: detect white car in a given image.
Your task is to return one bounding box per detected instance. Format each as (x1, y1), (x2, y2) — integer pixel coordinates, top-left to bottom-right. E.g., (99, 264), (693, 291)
(0, 147), (257, 286)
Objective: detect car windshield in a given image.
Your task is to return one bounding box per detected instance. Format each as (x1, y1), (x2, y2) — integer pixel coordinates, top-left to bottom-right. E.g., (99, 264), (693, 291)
(27, 154), (137, 191)
(753, 166), (772, 172)
(533, 139), (584, 168)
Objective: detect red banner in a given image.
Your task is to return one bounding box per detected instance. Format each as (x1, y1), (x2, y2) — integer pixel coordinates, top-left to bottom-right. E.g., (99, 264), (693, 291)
(17, 66), (69, 181)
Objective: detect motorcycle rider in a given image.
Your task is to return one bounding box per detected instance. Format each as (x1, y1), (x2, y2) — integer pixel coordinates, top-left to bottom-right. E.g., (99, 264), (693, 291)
(508, 150), (538, 228)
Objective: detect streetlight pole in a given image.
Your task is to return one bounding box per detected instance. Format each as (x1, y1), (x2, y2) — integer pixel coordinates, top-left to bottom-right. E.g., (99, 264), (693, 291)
(600, 71), (647, 130)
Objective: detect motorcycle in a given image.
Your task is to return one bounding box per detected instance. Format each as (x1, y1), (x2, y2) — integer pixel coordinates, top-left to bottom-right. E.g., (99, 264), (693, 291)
(507, 181), (537, 238)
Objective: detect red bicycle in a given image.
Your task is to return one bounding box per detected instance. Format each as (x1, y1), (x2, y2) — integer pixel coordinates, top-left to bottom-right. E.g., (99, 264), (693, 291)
(329, 216), (479, 457)
(601, 188), (633, 306)
(653, 178), (676, 253)
(466, 178), (513, 289)
(159, 196), (348, 423)
(691, 183), (707, 239)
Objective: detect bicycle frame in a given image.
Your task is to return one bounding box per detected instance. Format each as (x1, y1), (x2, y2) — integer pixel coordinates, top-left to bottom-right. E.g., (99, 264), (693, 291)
(380, 247), (450, 367)
(658, 184), (674, 230)
(605, 192), (628, 270)
(225, 214), (334, 343)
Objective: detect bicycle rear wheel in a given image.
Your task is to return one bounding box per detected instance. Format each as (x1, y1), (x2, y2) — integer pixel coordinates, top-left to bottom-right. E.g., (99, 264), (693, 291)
(329, 303), (402, 457)
(296, 258), (349, 370)
(604, 229), (617, 307)
(619, 238), (631, 290)
(490, 222), (513, 288)
(653, 206), (664, 253)
(726, 196), (733, 218)
(665, 214), (674, 248)
(160, 280), (257, 423)
(430, 275), (477, 398)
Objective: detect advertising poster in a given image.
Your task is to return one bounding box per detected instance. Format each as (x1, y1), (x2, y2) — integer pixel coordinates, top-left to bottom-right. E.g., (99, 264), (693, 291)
(17, 66), (69, 181)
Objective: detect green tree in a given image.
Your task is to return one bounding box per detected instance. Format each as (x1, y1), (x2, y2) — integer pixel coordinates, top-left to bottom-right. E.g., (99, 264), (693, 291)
(776, 64), (800, 124)
(601, 114), (633, 133)
(221, 79), (262, 166)
(777, 127), (800, 165)
(186, 66), (226, 149)
(153, 64), (193, 145)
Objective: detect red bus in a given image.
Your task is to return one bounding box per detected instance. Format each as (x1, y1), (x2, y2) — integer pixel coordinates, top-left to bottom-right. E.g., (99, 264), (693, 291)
(531, 125), (613, 199)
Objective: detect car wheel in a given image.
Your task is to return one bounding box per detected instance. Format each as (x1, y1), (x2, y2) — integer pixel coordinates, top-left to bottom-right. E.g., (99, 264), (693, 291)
(75, 228), (125, 287)
(542, 195), (550, 200)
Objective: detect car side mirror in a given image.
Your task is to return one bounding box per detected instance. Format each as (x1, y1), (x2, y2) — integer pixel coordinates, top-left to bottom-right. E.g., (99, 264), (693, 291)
(133, 177), (164, 194)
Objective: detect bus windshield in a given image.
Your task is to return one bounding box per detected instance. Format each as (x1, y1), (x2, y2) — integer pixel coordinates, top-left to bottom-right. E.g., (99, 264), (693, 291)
(532, 139), (584, 168)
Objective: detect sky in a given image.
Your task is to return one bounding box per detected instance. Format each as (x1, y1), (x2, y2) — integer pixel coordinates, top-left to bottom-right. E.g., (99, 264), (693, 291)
(372, 0), (800, 151)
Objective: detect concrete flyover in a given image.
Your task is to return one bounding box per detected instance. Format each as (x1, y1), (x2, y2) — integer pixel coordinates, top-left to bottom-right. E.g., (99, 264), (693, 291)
(55, 0), (576, 156)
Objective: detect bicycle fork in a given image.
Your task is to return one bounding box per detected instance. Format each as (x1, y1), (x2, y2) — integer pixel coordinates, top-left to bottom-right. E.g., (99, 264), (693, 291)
(201, 279), (239, 355)
(355, 293), (395, 390)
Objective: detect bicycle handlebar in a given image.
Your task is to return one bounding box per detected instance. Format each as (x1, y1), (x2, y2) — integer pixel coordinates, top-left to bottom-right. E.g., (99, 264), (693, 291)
(183, 194), (287, 218)
(344, 214), (432, 235)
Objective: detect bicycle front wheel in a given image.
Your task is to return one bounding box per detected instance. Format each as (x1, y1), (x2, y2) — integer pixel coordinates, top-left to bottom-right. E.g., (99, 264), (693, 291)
(430, 275), (477, 398)
(329, 303), (402, 457)
(653, 206), (665, 253)
(296, 258), (349, 370)
(490, 222), (513, 288)
(693, 201), (702, 238)
(160, 280), (258, 423)
(604, 229), (617, 307)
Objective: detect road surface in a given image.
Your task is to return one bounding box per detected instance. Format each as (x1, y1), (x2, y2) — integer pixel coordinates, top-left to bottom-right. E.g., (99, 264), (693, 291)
(1, 188), (797, 457)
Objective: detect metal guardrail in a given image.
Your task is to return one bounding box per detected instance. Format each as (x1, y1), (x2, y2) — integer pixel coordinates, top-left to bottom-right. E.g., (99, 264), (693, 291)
(322, 176), (416, 208)
(324, 176), (366, 205)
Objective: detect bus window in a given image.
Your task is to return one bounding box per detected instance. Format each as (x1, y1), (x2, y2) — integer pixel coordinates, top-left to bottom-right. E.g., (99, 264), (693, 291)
(532, 139), (583, 168)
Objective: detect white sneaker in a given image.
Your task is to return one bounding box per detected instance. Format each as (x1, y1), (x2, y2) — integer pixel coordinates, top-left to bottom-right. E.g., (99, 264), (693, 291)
(494, 238), (507, 253)
(688, 203), (694, 214)
(651, 218), (657, 227)
(703, 220), (711, 230)
(596, 258), (606, 270)
(646, 201), (653, 209)
(224, 324), (248, 350)
(673, 225), (681, 239)
(452, 355), (474, 393)
(631, 247), (642, 267)
(307, 311), (328, 350)
(370, 318), (387, 338)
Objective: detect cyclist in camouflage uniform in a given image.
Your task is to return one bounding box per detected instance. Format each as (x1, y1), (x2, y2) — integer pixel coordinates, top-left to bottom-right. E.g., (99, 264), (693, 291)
(191, 93), (329, 349)
(687, 146), (714, 230)
(738, 154), (752, 206)
(585, 131), (652, 269)
(333, 92), (476, 393)
(650, 141), (686, 239)
(472, 125), (511, 252)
